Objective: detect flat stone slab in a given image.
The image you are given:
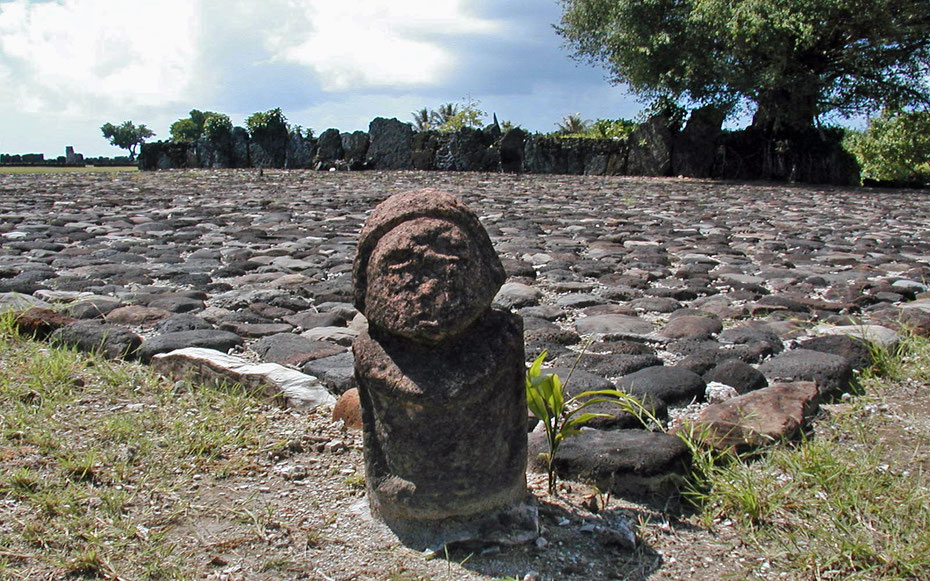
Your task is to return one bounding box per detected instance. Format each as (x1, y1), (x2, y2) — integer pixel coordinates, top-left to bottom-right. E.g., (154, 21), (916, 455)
(138, 330), (244, 363)
(617, 365), (706, 406)
(0, 293), (51, 312)
(684, 381), (820, 452)
(252, 333), (346, 367)
(528, 429), (691, 499)
(493, 282), (541, 309)
(575, 314), (654, 340)
(151, 347), (336, 409)
(813, 324), (900, 350)
(798, 335), (872, 371)
(705, 358), (768, 394)
(758, 348), (853, 399)
(50, 320), (142, 360)
(659, 315), (723, 340)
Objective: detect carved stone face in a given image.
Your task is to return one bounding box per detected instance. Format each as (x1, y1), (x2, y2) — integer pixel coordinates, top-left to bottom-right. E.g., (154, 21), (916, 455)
(365, 217), (493, 343)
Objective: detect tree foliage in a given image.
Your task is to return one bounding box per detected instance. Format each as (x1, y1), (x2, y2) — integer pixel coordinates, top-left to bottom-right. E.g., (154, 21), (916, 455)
(202, 113), (233, 141)
(170, 110), (232, 142)
(100, 121), (154, 160)
(410, 98), (487, 133)
(555, 113), (591, 136)
(557, 0), (930, 134)
(245, 108), (289, 141)
(844, 109), (930, 184)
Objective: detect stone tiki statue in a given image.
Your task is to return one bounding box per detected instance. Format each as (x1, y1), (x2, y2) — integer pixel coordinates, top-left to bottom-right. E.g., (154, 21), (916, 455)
(352, 188), (532, 548)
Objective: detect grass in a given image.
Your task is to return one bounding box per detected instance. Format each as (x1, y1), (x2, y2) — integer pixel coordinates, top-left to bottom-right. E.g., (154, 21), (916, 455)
(2, 300), (929, 578)
(0, 311), (287, 579)
(0, 165), (137, 174)
(683, 330), (930, 579)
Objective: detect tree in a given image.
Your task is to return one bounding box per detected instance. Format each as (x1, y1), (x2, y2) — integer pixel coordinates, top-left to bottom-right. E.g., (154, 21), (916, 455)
(100, 121), (154, 161)
(411, 108), (432, 132)
(202, 113), (234, 141)
(430, 103), (459, 129)
(557, 0), (930, 136)
(410, 99), (487, 133)
(556, 113), (591, 135)
(170, 109), (230, 142)
(245, 108), (288, 141)
(844, 108), (930, 184)
(435, 98), (486, 132)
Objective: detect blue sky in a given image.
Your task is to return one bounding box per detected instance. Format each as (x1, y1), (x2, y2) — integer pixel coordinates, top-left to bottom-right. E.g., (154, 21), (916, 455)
(0, 0), (649, 158)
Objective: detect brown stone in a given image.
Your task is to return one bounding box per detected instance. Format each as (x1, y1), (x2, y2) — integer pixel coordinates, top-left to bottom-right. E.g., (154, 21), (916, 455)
(332, 388), (362, 429)
(352, 189), (532, 549)
(353, 188), (505, 345)
(105, 305), (172, 327)
(13, 308), (75, 339)
(684, 381), (820, 452)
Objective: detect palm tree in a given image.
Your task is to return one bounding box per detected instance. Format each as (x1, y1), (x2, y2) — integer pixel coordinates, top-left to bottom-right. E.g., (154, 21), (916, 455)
(430, 103), (459, 128)
(411, 108), (432, 131)
(556, 113), (590, 135)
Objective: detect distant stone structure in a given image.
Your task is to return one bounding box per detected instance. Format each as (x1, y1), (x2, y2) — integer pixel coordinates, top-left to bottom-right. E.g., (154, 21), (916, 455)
(352, 188), (535, 549)
(139, 113), (860, 185)
(65, 146), (84, 165)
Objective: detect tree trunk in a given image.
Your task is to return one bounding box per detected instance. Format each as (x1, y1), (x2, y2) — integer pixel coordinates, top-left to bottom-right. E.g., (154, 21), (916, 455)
(750, 88), (820, 180)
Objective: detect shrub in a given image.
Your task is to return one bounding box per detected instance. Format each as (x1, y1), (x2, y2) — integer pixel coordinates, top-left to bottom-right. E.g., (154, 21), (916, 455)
(844, 108), (930, 185)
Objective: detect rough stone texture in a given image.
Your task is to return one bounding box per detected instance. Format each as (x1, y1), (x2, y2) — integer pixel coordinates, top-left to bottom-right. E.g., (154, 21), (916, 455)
(575, 314), (654, 340)
(352, 189), (529, 549)
(435, 127), (498, 172)
(12, 308), (75, 339)
(814, 324), (900, 350)
(758, 349), (854, 399)
(151, 347), (335, 409)
(659, 315), (723, 340)
(0, 293), (51, 313)
(617, 366), (707, 406)
(626, 115), (673, 177)
(253, 333), (346, 367)
(315, 128), (345, 166)
(499, 128), (526, 173)
(366, 118), (414, 170)
(331, 388), (362, 430)
(50, 320), (142, 360)
(529, 429), (690, 499)
(798, 335), (872, 371)
(340, 131), (370, 170)
(354, 311), (528, 547)
(706, 359), (768, 394)
(105, 305), (172, 327)
(494, 282), (542, 309)
(672, 106), (726, 178)
(138, 329), (243, 363)
(685, 381), (820, 452)
(302, 351), (356, 395)
(353, 189), (505, 345)
(3, 170), (930, 526)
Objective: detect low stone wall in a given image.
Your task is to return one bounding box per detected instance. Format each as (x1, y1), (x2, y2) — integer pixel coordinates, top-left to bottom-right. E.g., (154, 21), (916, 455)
(139, 111), (860, 185)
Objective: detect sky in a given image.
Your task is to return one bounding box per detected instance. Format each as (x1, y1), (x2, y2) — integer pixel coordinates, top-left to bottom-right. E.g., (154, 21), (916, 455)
(0, 0), (649, 158)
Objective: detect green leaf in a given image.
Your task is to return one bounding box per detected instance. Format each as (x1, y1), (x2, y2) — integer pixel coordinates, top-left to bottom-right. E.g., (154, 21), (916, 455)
(529, 351), (547, 379)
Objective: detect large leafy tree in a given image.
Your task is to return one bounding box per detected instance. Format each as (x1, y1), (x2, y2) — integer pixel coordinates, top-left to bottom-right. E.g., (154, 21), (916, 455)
(170, 110), (232, 142)
(557, 0), (930, 135)
(100, 121), (154, 160)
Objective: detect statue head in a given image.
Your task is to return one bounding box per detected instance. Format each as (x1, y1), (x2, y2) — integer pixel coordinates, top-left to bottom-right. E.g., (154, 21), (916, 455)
(353, 189), (505, 344)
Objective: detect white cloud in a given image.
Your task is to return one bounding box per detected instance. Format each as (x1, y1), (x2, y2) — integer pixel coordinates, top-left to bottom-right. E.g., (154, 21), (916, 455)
(0, 0), (198, 115)
(273, 0), (501, 91)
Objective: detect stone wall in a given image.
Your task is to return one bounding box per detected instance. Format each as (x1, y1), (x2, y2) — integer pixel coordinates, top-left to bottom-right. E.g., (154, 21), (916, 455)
(139, 113), (860, 185)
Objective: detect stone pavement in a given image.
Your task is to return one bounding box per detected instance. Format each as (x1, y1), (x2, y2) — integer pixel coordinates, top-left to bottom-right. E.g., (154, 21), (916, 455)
(2, 170), (929, 496)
